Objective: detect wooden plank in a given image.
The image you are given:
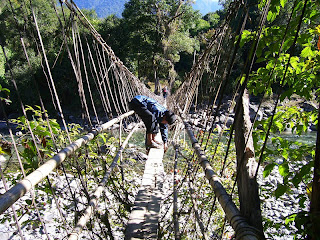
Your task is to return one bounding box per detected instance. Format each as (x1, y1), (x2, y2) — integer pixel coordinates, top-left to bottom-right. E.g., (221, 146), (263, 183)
(125, 147), (165, 240)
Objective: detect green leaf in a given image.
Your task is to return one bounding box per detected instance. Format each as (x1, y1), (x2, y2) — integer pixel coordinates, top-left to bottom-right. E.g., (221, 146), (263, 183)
(263, 163), (276, 178)
(240, 30), (252, 47)
(299, 195), (307, 208)
(279, 162), (289, 177)
(281, 89), (294, 100)
(256, 57), (265, 63)
(26, 199), (32, 205)
(285, 213), (297, 225)
(292, 174), (301, 187)
(289, 56), (299, 69)
(274, 121), (283, 131)
(267, 11), (277, 22)
(99, 134), (107, 143)
(280, 0), (287, 8)
(300, 163), (312, 177)
(301, 46), (314, 58)
(240, 76), (246, 84)
(281, 148), (289, 160)
(275, 184), (288, 198)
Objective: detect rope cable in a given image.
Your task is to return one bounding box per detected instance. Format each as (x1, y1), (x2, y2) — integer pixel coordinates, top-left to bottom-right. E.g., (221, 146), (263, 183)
(30, 3), (72, 143)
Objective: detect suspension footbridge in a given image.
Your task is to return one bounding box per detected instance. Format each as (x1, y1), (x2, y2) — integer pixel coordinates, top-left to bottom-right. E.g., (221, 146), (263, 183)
(0, 0), (318, 239)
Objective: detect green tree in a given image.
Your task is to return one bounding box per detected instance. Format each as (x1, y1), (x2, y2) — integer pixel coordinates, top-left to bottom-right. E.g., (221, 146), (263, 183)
(118, 0), (202, 94)
(242, 0), (320, 238)
(0, 0), (62, 113)
(0, 0), (105, 117)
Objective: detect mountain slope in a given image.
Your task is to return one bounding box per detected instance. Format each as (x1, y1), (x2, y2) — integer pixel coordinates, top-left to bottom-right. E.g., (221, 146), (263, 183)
(73, 0), (222, 18)
(73, 0), (128, 18)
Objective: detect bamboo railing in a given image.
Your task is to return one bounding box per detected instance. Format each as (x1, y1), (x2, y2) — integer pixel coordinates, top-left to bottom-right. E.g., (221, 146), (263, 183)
(0, 111), (134, 214)
(179, 110), (265, 240)
(68, 122), (142, 240)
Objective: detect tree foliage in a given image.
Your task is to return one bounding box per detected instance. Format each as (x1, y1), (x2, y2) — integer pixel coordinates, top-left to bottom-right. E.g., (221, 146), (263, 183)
(99, 0), (208, 92)
(240, 0), (320, 238)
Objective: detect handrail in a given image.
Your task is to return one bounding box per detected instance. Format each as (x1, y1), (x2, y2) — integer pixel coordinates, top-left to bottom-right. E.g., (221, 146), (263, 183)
(179, 109), (264, 240)
(0, 111), (134, 214)
(68, 122), (142, 240)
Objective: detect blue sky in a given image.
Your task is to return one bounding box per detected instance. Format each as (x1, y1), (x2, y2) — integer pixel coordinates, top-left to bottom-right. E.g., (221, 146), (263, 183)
(192, 0), (222, 15)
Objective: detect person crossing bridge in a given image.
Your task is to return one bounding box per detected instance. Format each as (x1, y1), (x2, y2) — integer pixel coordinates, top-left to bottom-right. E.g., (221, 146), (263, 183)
(129, 95), (177, 152)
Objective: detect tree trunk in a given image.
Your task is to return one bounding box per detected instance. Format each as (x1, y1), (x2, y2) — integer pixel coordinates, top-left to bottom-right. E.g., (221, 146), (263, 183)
(310, 101), (320, 239)
(153, 58), (160, 95)
(234, 89), (263, 232)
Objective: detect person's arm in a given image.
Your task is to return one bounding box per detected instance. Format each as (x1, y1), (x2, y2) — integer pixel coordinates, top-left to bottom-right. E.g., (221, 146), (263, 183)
(160, 123), (169, 152)
(159, 123), (168, 143)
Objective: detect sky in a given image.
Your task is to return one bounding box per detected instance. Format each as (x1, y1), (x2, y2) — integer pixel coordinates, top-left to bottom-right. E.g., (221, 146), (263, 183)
(192, 0), (222, 15)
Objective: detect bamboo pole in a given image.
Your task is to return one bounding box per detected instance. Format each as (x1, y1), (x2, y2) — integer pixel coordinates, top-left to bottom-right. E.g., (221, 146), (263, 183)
(0, 111), (134, 215)
(189, 177), (208, 240)
(179, 110), (264, 240)
(173, 144), (180, 240)
(68, 122), (142, 240)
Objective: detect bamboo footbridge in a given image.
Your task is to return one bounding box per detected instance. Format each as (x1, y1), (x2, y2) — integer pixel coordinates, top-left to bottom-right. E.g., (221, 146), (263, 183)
(0, 111), (263, 240)
(1, 0), (318, 239)
(125, 147), (165, 239)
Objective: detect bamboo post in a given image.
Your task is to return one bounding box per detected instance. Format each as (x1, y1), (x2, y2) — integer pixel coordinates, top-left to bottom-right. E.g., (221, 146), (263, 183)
(0, 111), (134, 215)
(179, 110), (264, 240)
(234, 89), (263, 231)
(68, 122), (142, 240)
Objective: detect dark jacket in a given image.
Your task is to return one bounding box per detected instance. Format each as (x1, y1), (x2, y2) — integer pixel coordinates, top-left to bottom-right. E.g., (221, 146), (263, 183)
(130, 95), (168, 142)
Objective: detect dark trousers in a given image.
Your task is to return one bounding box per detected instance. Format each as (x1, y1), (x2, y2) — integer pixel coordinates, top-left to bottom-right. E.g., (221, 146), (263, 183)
(129, 98), (159, 134)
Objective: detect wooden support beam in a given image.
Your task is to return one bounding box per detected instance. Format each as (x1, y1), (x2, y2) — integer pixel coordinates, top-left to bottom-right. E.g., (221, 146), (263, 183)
(234, 89), (263, 231)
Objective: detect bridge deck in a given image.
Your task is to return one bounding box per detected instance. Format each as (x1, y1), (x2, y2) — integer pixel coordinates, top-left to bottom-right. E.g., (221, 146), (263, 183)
(125, 147), (165, 240)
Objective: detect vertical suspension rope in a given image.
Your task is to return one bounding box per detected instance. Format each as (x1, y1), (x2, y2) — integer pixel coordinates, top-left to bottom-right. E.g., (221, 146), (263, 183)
(86, 41), (110, 114)
(72, 22), (92, 127)
(78, 35), (100, 125)
(31, 4), (72, 143)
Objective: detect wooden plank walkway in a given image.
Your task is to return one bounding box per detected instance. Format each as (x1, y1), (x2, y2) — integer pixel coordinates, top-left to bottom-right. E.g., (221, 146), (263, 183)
(125, 147), (165, 240)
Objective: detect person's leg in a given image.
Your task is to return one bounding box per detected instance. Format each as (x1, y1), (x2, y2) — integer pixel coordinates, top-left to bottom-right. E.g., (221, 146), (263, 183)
(130, 99), (159, 134)
(151, 133), (163, 145)
(145, 132), (161, 150)
(146, 132), (153, 146)
(129, 99), (160, 147)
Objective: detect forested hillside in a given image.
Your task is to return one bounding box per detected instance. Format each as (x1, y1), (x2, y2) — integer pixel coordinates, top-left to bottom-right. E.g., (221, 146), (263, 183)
(72, 0), (222, 18)
(0, 0), (221, 116)
(73, 0), (128, 18)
